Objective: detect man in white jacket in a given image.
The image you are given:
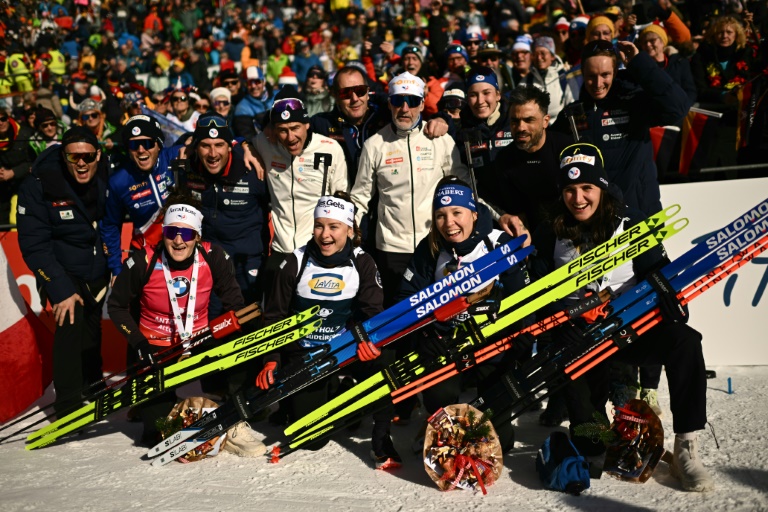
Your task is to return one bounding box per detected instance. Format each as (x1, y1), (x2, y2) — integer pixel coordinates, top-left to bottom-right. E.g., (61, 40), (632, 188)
(256, 86), (349, 287)
(351, 72), (469, 305)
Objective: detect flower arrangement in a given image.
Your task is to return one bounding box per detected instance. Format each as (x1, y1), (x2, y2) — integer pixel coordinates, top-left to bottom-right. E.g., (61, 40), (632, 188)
(423, 404), (503, 494)
(156, 397), (227, 463)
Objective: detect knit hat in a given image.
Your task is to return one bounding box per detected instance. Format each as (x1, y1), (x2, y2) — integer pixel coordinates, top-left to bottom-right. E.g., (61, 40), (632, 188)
(444, 43), (469, 63)
(388, 72), (425, 98)
(585, 16), (615, 41)
(122, 115), (164, 149)
(270, 86), (309, 125)
(60, 126), (100, 152)
(33, 107), (57, 130)
(570, 16), (590, 32)
(278, 66), (299, 86)
(463, 30), (484, 44)
(554, 16), (570, 32)
(640, 24), (669, 47)
(466, 66), (499, 90)
(401, 44), (424, 62)
(557, 143), (608, 190)
(512, 35), (532, 53)
(245, 66), (265, 81)
(209, 87), (231, 102)
(191, 114), (234, 146)
(533, 36), (556, 56)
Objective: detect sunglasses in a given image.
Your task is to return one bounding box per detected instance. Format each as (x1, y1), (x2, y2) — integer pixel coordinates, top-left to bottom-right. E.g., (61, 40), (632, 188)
(128, 139), (156, 151)
(64, 152), (98, 164)
(0, 115), (8, 122)
(214, 100), (230, 107)
(171, 96), (188, 103)
(223, 79), (240, 86)
(198, 115), (228, 128)
(80, 112), (99, 121)
(337, 85), (369, 100)
(306, 72), (324, 80)
(389, 95), (422, 108)
(247, 79), (263, 86)
(162, 225), (197, 242)
(40, 121), (58, 129)
(479, 55), (500, 62)
(465, 40), (482, 46)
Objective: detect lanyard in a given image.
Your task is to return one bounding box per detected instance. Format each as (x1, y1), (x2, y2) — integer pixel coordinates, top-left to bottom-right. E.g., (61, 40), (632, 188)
(161, 247), (200, 342)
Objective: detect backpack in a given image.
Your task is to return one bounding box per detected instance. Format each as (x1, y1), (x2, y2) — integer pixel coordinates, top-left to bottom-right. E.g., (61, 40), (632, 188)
(535, 431), (591, 495)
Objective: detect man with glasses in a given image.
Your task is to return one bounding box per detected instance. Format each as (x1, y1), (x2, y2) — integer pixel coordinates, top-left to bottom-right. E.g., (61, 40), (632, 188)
(166, 88), (200, 133)
(0, 109), (35, 225)
(476, 41), (515, 93)
(351, 72), (469, 305)
(256, 87), (348, 284)
(30, 107), (65, 155)
(218, 68), (244, 106)
(233, 66), (274, 139)
(463, 31), (485, 60)
(17, 127), (110, 417)
(101, 116), (179, 283)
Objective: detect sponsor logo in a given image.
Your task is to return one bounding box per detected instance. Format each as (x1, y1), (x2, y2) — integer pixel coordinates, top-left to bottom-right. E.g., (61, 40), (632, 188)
(561, 154), (595, 167)
(280, 110), (290, 120)
(131, 126), (141, 136)
(172, 276), (190, 297)
(212, 318), (232, 334)
(59, 210), (74, 220)
(568, 168), (581, 180)
(308, 273), (345, 296)
(386, 157), (404, 165)
(51, 200), (75, 207)
(601, 116), (629, 126)
(131, 189), (152, 200)
(272, 161), (286, 169)
(495, 139), (511, 147)
(317, 308), (334, 318)
(127, 181), (149, 192)
(209, 128), (219, 137)
(470, 142), (488, 151)
(440, 196), (451, 205)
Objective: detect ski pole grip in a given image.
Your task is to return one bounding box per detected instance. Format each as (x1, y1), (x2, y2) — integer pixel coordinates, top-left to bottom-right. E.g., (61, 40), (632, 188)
(434, 297), (470, 322)
(210, 310), (240, 339)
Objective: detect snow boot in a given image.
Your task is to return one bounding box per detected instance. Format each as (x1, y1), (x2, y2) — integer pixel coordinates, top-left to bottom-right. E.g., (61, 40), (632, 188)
(223, 422), (267, 457)
(670, 435), (715, 492)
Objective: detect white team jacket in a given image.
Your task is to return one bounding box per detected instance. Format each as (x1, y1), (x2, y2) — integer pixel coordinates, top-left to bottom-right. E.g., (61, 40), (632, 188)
(351, 122), (469, 253)
(256, 131), (349, 254)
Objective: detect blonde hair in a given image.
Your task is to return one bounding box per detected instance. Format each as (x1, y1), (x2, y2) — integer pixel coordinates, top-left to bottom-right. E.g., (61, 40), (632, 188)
(706, 15), (747, 50)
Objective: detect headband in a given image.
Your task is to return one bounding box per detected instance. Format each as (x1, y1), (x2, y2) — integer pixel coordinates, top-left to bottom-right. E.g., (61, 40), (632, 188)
(433, 184), (476, 212)
(163, 204), (204, 235)
(314, 196), (355, 227)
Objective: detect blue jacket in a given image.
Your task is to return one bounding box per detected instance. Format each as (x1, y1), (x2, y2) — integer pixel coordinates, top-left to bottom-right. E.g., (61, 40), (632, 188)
(17, 145), (109, 304)
(101, 145), (180, 276)
(233, 92), (274, 138)
(292, 53), (322, 84)
(180, 145), (269, 265)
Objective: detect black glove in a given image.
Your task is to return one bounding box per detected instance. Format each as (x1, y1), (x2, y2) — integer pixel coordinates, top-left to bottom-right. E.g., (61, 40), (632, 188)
(418, 329), (450, 360)
(135, 339), (159, 369)
(509, 332), (536, 360)
(648, 271), (688, 324)
(555, 322), (585, 345)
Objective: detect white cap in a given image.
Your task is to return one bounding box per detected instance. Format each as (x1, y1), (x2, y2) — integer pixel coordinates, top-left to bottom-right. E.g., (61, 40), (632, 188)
(388, 72), (425, 98)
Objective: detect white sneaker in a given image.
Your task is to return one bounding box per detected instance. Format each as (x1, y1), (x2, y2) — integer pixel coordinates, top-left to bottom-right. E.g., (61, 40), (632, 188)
(670, 435), (715, 492)
(640, 388), (663, 417)
(223, 422), (267, 458)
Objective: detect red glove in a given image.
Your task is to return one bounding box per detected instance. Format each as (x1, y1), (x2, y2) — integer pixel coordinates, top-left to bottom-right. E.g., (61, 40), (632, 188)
(256, 361), (278, 390)
(356, 341), (381, 361)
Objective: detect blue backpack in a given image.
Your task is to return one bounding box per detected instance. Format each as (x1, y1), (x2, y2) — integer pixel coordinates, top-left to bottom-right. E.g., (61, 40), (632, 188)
(536, 432), (591, 495)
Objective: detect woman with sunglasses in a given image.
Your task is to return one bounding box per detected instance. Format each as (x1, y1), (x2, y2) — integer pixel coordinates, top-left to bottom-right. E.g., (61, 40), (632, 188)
(107, 194), (258, 451)
(529, 143), (713, 492)
(210, 87), (234, 124)
(257, 192), (400, 468)
(17, 127), (111, 418)
(166, 87), (200, 133)
(77, 98), (118, 153)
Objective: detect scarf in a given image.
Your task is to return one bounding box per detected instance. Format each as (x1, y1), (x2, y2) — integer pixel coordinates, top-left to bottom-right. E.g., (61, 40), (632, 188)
(306, 237), (354, 268)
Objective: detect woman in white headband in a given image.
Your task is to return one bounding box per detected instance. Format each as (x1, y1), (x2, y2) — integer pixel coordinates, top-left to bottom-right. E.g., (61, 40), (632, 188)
(259, 191), (400, 469)
(107, 193), (260, 454)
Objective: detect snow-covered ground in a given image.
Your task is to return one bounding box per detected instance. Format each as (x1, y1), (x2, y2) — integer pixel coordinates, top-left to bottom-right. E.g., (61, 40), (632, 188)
(2, 366), (767, 512)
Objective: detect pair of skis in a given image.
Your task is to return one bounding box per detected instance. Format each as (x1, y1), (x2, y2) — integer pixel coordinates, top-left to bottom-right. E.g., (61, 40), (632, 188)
(23, 305), (323, 449)
(146, 235), (534, 464)
(278, 199), (768, 457)
(152, 205), (684, 464)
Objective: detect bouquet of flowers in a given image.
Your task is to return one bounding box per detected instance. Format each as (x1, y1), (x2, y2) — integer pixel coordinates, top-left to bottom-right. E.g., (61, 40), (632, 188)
(156, 397), (227, 463)
(423, 404), (503, 494)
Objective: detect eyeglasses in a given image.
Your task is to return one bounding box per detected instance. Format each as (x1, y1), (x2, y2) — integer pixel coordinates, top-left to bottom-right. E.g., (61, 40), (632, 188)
(337, 85), (369, 100)
(64, 152), (98, 164)
(389, 95), (422, 108)
(213, 100), (230, 107)
(39, 121), (58, 129)
(162, 225), (197, 242)
(198, 115), (228, 128)
(80, 112), (100, 121)
(128, 139), (156, 151)
(223, 79), (240, 86)
(247, 79), (263, 86)
(171, 96), (188, 103)
(0, 115), (8, 122)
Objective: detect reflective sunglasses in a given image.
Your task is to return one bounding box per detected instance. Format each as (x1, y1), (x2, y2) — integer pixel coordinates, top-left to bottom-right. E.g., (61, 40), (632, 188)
(64, 152), (98, 164)
(214, 100), (230, 107)
(162, 225), (197, 242)
(128, 139), (156, 151)
(80, 112), (99, 121)
(0, 115), (8, 122)
(337, 85), (369, 100)
(198, 115), (228, 128)
(171, 95), (188, 103)
(223, 79), (240, 86)
(389, 94), (422, 108)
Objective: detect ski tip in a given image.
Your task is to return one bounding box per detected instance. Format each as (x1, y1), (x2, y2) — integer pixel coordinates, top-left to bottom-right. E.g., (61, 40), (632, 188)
(269, 445), (281, 463)
(664, 203), (682, 219)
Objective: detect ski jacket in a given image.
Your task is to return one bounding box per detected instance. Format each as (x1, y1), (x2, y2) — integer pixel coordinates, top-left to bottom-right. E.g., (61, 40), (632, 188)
(233, 92), (274, 138)
(562, 52), (688, 216)
(351, 122), (469, 253)
(16, 145), (109, 304)
(108, 242), (243, 348)
(102, 145), (180, 276)
(181, 144), (269, 265)
(264, 244), (383, 349)
(455, 99), (515, 179)
(256, 130), (348, 254)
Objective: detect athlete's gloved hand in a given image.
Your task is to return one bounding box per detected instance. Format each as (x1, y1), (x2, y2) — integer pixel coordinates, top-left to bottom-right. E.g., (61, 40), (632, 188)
(419, 331), (450, 360)
(256, 361), (278, 390)
(135, 339), (159, 369)
(656, 289), (688, 323)
(510, 332), (536, 360)
(356, 341), (381, 361)
(555, 322), (585, 345)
